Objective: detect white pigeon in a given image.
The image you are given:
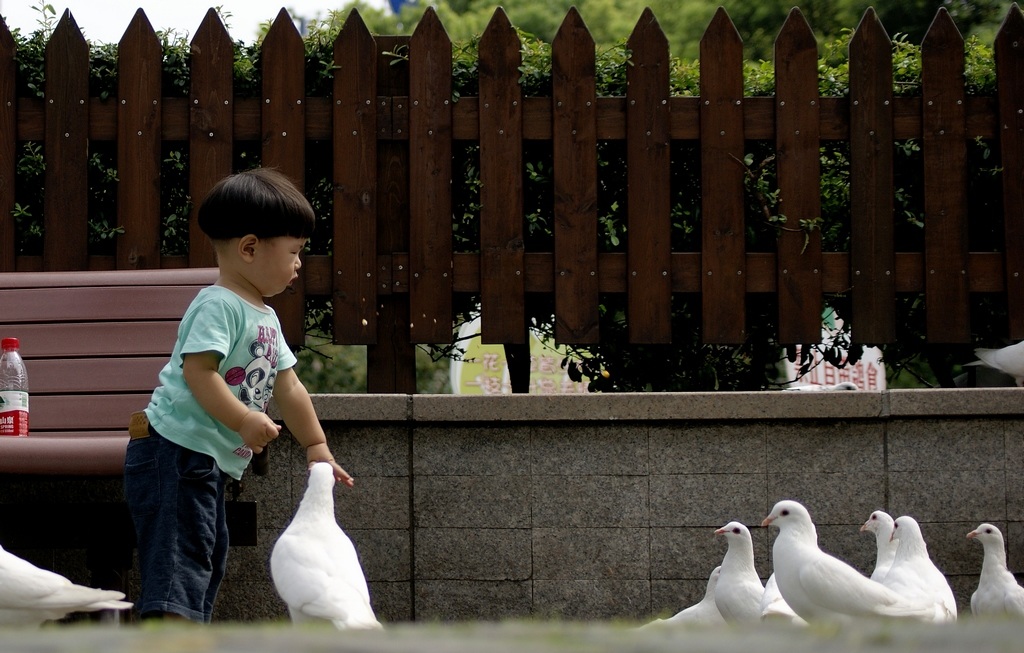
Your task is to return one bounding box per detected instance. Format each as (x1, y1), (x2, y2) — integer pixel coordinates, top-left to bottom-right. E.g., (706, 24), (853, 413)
(964, 341), (1024, 386)
(881, 515), (957, 622)
(0, 543), (132, 627)
(640, 566), (725, 628)
(967, 523), (1024, 617)
(860, 510), (898, 582)
(759, 572), (807, 625)
(270, 462), (382, 630)
(712, 521), (765, 622)
(762, 500), (935, 623)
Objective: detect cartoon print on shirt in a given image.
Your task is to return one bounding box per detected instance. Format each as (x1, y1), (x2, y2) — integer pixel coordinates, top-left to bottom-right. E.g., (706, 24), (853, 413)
(223, 325), (280, 413)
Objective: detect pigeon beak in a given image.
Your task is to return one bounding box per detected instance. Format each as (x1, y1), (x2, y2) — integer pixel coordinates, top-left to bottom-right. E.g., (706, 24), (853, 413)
(859, 523), (870, 532)
(714, 527), (727, 535)
(761, 515), (775, 527)
(967, 531), (978, 539)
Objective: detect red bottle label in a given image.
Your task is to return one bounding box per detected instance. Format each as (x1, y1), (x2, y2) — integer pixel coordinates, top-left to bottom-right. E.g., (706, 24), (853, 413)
(0, 391), (29, 436)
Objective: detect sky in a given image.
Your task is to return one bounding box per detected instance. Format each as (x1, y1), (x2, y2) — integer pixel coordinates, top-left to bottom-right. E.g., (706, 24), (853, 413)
(0, 0), (388, 44)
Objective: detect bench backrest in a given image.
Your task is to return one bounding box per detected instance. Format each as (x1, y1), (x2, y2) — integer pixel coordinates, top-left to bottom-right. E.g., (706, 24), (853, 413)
(0, 268), (218, 474)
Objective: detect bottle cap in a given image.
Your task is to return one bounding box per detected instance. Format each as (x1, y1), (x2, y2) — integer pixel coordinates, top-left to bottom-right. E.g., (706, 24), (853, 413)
(1, 338), (19, 350)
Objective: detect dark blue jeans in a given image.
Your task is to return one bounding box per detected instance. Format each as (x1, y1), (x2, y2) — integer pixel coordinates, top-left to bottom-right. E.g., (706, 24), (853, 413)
(124, 429), (229, 623)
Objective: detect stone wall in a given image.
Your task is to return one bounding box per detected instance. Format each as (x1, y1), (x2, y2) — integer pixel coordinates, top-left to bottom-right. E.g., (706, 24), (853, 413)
(7, 389), (1024, 623)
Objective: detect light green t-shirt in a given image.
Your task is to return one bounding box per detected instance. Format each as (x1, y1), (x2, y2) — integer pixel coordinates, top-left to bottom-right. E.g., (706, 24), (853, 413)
(145, 285), (297, 480)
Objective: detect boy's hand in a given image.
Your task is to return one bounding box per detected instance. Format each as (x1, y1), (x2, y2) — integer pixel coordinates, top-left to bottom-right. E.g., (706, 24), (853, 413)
(238, 411), (281, 453)
(306, 442), (355, 487)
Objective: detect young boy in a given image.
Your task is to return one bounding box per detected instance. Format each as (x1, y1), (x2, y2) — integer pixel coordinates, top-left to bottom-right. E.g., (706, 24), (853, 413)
(124, 168), (353, 623)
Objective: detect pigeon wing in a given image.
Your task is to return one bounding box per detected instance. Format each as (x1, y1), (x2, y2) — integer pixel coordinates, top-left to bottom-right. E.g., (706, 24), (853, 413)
(318, 527), (373, 606)
(0, 549), (129, 624)
(969, 343), (1024, 384)
(0, 551), (79, 607)
(271, 531), (333, 610)
(298, 581), (376, 627)
(760, 573), (805, 624)
(1005, 584), (1024, 616)
(716, 575), (764, 622)
(271, 527), (375, 626)
(797, 552), (926, 618)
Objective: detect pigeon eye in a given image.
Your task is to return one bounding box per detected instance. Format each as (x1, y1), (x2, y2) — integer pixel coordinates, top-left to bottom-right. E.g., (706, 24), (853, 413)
(781, 510), (789, 516)
(732, 527), (741, 534)
(986, 528), (993, 534)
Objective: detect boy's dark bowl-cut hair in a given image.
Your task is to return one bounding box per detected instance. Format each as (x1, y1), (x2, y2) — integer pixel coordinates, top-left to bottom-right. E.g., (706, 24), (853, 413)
(198, 168), (315, 241)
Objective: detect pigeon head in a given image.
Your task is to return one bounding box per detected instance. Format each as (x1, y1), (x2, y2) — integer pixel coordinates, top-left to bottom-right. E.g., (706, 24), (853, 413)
(709, 566), (722, 582)
(705, 566), (723, 592)
(890, 515), (924, 544)
(860, 510), (894, 534)
(967, 523), (1004, 546)
(307, 460), (335, 481)
(308, 461), (337, 489)
(761, 500), (811, 531)
(715, 521), (751, 541)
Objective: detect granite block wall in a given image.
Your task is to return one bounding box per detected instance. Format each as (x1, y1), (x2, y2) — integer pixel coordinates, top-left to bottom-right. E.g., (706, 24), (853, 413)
(1, 389), (1021, 624)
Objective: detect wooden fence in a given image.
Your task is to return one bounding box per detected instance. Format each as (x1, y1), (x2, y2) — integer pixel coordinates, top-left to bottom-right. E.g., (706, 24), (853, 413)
(1, 5), (1023, 391)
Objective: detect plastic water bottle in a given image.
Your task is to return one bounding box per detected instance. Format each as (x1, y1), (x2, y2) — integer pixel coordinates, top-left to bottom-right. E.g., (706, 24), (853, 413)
(0, 338), (29, 437)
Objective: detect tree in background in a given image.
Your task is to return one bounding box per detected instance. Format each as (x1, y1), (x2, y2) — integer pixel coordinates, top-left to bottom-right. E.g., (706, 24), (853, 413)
(874, 0), (1006, 43)
(306, 0), (1005, 60)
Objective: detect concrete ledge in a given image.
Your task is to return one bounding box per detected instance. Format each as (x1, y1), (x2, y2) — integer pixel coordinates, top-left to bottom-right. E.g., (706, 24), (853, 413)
(276, 389), (1024, 424)
(295, 393), (412, 421)
(887, 387), (1024, 416)
(408, 390), (891, 422)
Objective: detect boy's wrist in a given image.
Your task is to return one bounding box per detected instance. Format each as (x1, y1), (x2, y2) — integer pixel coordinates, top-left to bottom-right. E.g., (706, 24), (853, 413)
(305, 441), (333, 460)
(232, 410), (256, 433)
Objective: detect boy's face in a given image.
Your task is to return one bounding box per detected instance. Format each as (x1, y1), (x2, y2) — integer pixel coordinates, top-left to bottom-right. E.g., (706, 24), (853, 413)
(252, 236), (306, 297)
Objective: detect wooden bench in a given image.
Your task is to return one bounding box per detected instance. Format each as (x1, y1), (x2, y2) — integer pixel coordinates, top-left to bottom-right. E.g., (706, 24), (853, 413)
(0, 268), (220, 474)
(0, 268), (257, 597)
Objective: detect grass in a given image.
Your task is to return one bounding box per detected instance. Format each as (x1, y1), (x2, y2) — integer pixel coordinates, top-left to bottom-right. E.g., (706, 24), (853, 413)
(15, 617), (1024, 653)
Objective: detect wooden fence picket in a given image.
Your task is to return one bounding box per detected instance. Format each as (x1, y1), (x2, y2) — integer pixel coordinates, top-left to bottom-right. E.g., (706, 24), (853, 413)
(261, 9), (308, 348)
(188, 9), (233, 268)
(700, 7), (747, 344)
(626, 9), (672, 344)
(368, 34), (416, 393)
(116, 10), (162, 271)
(408, 7), (454, 345)
(552, 7), (600, 344)
(995, 5), (1024, 339)
(0, 20), (14, 272)
(848, 8), (896, 344)
(43, 11), (89, 271)
(478, 8), (526, 344)
(332, 10), (379, 345)
(774, 8), (823, 344)
(922, 8), (970, 343)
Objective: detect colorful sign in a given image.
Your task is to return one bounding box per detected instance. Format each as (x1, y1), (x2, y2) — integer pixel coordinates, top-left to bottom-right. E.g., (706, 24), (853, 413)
(450, 317), (590, 395)
(780, 311), (886, 390)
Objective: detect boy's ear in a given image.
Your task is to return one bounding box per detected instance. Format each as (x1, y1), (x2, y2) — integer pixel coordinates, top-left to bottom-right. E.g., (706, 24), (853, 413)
(238, 234), (259, 261)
